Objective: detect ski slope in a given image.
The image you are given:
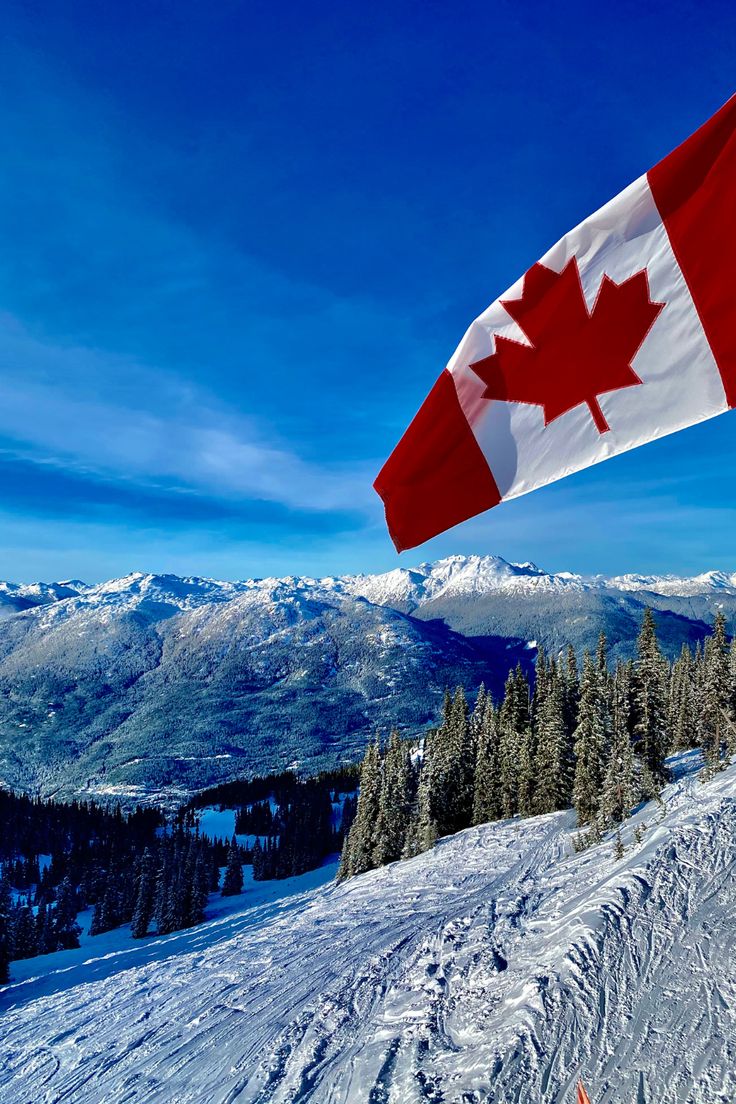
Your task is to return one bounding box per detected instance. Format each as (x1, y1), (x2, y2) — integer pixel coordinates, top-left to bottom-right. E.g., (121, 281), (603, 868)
(1, 754), (734, 1103)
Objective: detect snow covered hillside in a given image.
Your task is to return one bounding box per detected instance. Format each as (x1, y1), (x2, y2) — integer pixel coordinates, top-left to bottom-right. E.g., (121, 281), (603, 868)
(1, 754), (733, 1103)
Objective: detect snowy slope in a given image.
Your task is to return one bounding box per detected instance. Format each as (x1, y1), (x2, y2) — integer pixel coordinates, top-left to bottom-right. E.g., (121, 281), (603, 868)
(1, 754), (734, 1103)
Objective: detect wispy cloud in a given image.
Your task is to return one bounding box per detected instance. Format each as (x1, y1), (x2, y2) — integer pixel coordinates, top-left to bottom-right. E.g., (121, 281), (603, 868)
(0, 318), (380, 516)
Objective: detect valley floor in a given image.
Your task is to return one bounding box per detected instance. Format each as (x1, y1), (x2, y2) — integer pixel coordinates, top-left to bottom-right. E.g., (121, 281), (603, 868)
(1, 752), (734, 1103)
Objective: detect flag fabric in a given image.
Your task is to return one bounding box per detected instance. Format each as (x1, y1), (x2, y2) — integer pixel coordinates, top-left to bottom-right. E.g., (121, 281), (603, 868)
(374, 94), (736, 552)
(577, 1080), (592, 1104)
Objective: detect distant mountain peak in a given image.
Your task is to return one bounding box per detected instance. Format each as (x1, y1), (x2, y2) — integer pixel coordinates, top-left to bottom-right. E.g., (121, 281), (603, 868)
(3, 556), (736, 615)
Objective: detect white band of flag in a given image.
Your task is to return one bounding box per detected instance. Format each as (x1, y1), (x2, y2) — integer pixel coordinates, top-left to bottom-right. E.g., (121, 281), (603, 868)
(375, 95), (736, 551)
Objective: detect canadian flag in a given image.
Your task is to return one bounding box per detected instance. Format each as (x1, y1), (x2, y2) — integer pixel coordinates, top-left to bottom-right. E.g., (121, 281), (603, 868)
(375, 95), (736, 552)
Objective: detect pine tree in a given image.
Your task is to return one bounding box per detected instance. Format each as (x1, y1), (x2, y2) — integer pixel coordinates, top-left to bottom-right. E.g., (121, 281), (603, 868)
(470, 684), (488, 743)
(11, 905), (38, 960)
(516, 728), (536, 818)
(36, 903), (56, 955)
(252, 837), (264, 879)
(699, 612), (731, 772)
(90, 870), (123, 936)
(562, 645), (580, 736)
(729, 636), (736, 730)
(670, 645), (696, 752)
(154, 839), (177, 935)
(497, 666), (531, 817)
(221, 837), (244, 897)
(447, 686), (475, 832)
(472, 700), (503, 825)
(415, 763), (438, 853)
(532, 647), (549, 724)
(423, 687), (474, 836)
(0, 878), (12, 982)
(596, 631), (608, 676)
(632, 609), (669, 784)
(613, 827), (625, 859)
(404, 752), (439, 857)
(373, 733), (414, 866)
(54, 876), (81, 950)
(189, 850), (210, 925)
(131, 847), (156, 939)
(534, 673), (573, 814)
(89, 898), (105, 937)
(600, 664), (638, 826)
(572, 650), (609, 825)
(337, 737), (382, 879)
(209, 850), (221, 892)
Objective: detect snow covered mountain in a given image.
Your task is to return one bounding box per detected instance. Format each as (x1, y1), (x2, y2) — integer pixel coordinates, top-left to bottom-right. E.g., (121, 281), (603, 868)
(0, 570), (516, 799)
(1, 752), (733, 1103)
(343, 555), (736, 664)
(344, 554), (736, 606)
(1, 556), (736, 798)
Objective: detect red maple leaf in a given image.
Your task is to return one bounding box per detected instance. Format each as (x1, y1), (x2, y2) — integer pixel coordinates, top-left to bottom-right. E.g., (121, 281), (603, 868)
(470, 258), (665, 433)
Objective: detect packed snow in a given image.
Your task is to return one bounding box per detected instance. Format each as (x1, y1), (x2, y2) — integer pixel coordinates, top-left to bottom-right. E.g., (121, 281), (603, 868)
(1, 753), (734, 1103)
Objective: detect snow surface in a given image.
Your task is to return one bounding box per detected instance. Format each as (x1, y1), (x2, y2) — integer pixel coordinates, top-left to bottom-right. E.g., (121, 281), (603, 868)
(1, 754), (734, 1102)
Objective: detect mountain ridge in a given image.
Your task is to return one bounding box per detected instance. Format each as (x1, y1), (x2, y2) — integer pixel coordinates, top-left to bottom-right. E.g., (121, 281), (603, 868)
(1, 554), (734, 800)
(6, 552), (736, 615)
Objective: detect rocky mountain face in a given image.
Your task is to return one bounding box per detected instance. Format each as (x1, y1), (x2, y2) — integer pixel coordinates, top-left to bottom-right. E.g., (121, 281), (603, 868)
(0, 555), (733, 799)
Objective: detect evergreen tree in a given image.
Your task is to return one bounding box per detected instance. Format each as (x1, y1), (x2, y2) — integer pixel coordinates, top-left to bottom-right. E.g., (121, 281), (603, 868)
(534, 673), (573, 814)
(154, 839), (177, 935)
(423, 688), (474, 837)
(221, 837), (244, 897)
(699, 612), (731, 772)
(572, 650), (609, 825)
(54, 876), (81, 950)
(446, 687), (475, 832)
(188, 849), (210, 925)
(729, 635), (736, 729)
(613, 827), (625, 860)
(209, 850), (221, 893)
(632, 609), (669, 784)
(36, 903), (56, 955)
(470, 684), (488, 743)
(596, 631), (609, 676)
(337, 737), (382, 879)
(0, 878), (12, 983)
(251, 838), (265, 880)
(89, 898), (106, 938)
(532, 647), (549, 724)
(415, 762), (438, 853)
(11, 904), (38, 960)
(131, 847), (156, 939)
(562, 645), (580, 736)
(373, 733), (414, 866)
(516, 729), (536, 818)
(472, 700), (503, 825)
(600, 665), (638, 826)
(497, 666), (531, 817)
(670, 645), (696, 752)
(90, 875), (123, 936)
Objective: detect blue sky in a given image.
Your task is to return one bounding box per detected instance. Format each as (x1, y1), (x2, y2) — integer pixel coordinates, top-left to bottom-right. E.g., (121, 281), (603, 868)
(0, 0), (735, 583)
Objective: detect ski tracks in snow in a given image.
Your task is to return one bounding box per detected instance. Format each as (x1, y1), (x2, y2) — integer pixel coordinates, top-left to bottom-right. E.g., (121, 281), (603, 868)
(1, 757), (735, 1103)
